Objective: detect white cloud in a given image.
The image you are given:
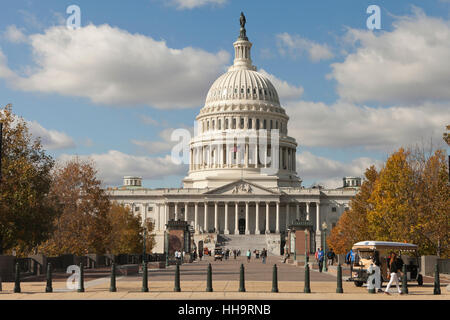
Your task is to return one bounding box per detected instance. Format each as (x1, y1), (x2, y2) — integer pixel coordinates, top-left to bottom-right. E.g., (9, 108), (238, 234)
(276, 32), (334, 62)
(58, 150), (187, 185)
(330, 9), (450, 104)
(27, 120), (76, 150)
(169, 0), (227, 9)
(297, 151), (383, 188)
(0, 24), (230, 109)
(286, 100), (448, 151)
(259, 69), (304, 101)
(3, 25), (28, 43)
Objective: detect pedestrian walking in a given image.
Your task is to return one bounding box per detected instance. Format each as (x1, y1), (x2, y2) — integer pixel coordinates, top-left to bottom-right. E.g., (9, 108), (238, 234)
(327, 248), (335, 266)
(246, 249), (251, 263)
(261, 248), (267, 264)
(385, 252), (403, 295)
(233, 249), (237, 259)
(318, 248), (324, 272)
(346, 249), (355, 274)
(199, 250), (203, 261)
(282, 250), (289, 263)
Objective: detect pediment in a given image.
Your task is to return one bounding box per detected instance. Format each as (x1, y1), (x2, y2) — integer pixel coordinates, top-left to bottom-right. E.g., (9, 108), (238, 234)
(203, 180), (279, 195)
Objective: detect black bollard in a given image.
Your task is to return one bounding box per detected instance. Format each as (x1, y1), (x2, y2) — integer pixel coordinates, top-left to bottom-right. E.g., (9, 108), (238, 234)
(304, 263), (311, 293)
(336, 263), (343, 293)
(14, 262), (20, 293)
(433, 263), (441, 295)
(110, 263), (117, 292)
(77, 261), (85, 292)
(206, 263), (213, 292)
(271, 264), (278, 293)
(239, 264), (245, 292)
(401, 264), (408, 294)
(142, 262), (149, 292)
(45, 263), (53, 293)
(174, 263), (181, 292)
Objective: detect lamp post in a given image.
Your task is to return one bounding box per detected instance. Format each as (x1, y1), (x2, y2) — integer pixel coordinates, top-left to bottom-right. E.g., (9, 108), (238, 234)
(305, 228), (309, 264)
(322, 222), (328, 272)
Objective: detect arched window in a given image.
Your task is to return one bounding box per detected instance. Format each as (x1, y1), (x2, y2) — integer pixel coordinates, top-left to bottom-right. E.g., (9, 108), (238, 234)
(256, 119), (260, 130)
(249, 118), (253, 129)
(232, 118), (236, 129)
(225, 118), (229, 129)
(218, 119), (221, 130)
(212, 120), (215, 130)
(263, 119), (267, 129)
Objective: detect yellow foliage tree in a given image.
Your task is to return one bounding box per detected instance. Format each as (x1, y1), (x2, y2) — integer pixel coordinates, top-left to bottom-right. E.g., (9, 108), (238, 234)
(328, 166), (378, 254)
(367, 148), (418, 243)
(107, 202), (155, 254)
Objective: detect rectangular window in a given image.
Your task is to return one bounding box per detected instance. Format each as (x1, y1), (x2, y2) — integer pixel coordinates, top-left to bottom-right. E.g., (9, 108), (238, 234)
(332, 207), (337, 212)
(249, 119), (252, 129)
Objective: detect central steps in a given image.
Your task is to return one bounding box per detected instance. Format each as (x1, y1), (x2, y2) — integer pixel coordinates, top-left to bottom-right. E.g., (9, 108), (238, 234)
(217, 234), (277, 256)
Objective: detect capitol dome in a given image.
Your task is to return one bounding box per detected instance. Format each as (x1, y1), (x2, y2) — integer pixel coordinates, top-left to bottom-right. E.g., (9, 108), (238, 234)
(184, 15), (301, 189)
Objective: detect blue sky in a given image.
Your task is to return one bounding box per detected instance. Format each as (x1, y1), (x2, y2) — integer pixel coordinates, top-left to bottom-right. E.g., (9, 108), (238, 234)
(1, 0), (449, 188)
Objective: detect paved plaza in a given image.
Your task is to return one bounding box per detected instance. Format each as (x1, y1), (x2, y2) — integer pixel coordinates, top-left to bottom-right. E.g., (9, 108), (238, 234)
(1, 256), (448, 300)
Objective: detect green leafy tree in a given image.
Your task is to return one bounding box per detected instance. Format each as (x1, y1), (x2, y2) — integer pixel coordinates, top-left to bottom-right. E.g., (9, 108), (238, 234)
(0, 104), (55, 255)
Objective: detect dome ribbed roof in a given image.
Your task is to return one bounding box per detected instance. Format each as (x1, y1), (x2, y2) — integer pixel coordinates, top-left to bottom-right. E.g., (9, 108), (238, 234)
(205, 69), (280, 107)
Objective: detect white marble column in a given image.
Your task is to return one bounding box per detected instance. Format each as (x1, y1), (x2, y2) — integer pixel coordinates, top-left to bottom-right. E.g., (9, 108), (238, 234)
(194, 202), (199, 233)
(224, 202), (229, 234)
(174, 202), (178, 221)
(184, 203), (188, 222)
(155, 204), (160, 231)
(316, 202), (321, 234)
(234, 202), (239, 234)
(306, 202), (310, 221)
(265, 202), (270, 233)
(285, 203), (290, 229)
(276, 202), (280, 233)
(214, 202), (218, 233)
(204, 202), (208, 233)
(255, 201), (260, 234)
(245, 202), (250, 235)
(164, 202), (168, 230)
(143, 203), (148, 225)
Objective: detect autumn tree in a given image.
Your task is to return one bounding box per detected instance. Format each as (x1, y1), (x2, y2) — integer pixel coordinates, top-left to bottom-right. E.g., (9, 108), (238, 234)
(367, 148), (418, 243)
(39, 158), (112, 256)
(0, 104), (55, 255)
(413, 149), (449, 257)
(330, 146), (449, 258)
(328, 166), (378, 254)
(106, 202), (155, 254)
(443, 124), (450, 146)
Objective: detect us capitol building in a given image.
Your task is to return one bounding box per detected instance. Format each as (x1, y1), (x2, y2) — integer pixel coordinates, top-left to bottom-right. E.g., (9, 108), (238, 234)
(106, 15), (361, 255)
